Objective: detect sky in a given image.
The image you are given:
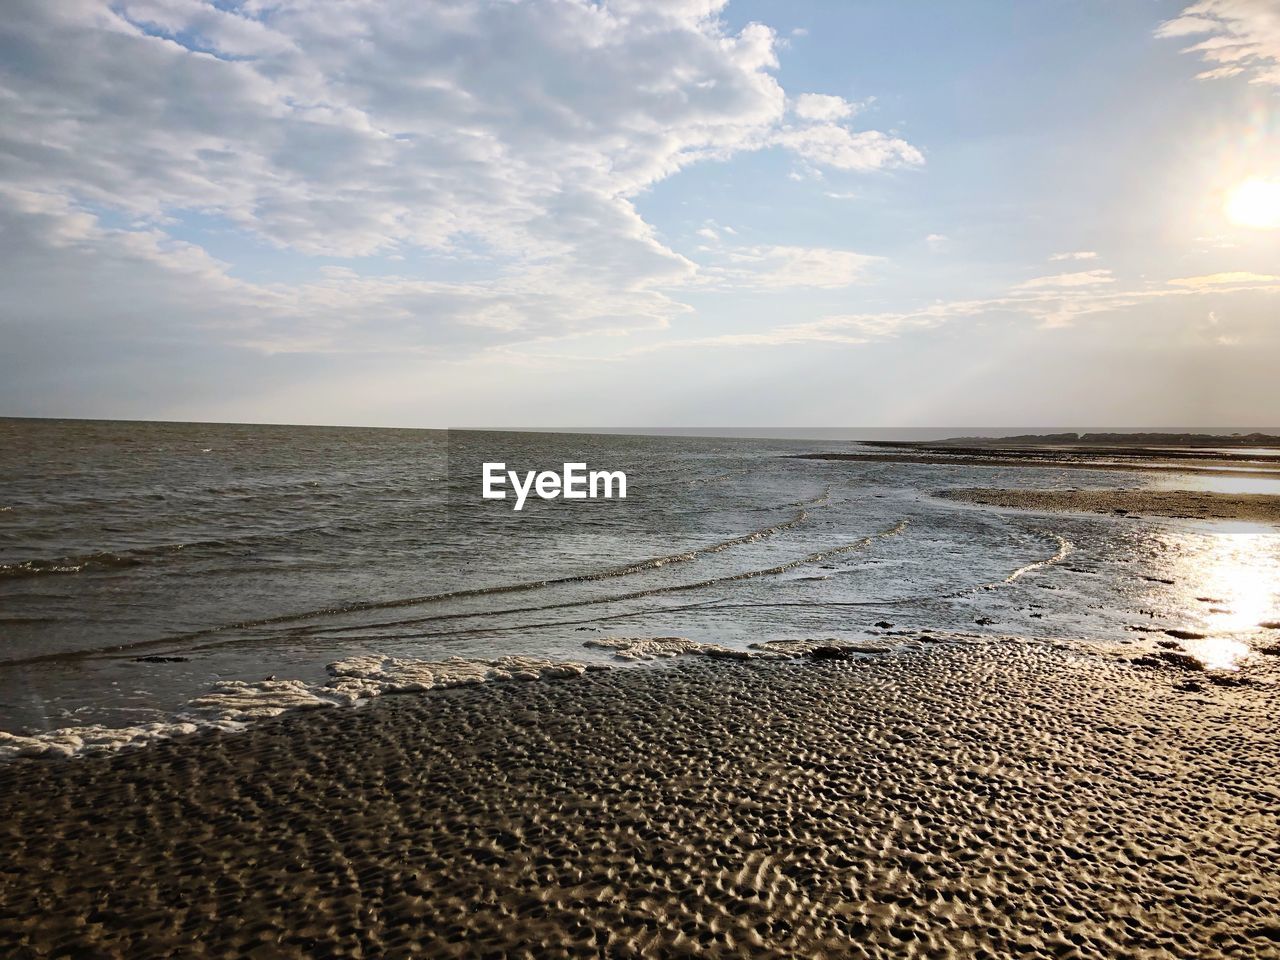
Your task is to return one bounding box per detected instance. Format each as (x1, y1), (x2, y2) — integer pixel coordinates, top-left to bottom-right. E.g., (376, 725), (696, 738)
(1, 0), (1279, 428)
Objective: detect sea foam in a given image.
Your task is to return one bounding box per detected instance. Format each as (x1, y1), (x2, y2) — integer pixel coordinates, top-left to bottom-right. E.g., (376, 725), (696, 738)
(0, 638), (908, 760)
(0, 654), (603, 760)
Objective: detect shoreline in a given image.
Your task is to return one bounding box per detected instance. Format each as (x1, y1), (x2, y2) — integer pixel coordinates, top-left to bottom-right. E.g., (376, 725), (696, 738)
(937, 487), (1280, 524)
(3, 638), (1279, 957)
(793, 450), (1280, 479)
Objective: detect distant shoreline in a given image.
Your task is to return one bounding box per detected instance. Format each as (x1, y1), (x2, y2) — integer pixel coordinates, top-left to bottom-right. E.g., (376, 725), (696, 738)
(6, 418), (1280, 444)
(792, 450), (1280, 478)
(868, 431), (1280, 449)
(937, 488), (1280, 524)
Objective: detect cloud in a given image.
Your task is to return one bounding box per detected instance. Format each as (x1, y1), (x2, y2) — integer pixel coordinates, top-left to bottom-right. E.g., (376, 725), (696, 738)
(773, 125), (923, 172)
(0, 185), (691, 356)
(697, 244), (883, 289)
(1, 0), (785, 260)
(0, 0), (921, 356)
(1012, 270), (1114, 291)
(793, 93), (858, 121)
(925, 233), (949, 251)
(1168, 271), (1280, 289)
(1158, 1), (1280, 84)
(776, 90), (916, 175)
(1048, 250), (1099, 261)
(1197, 308), (1246, 346)
(773, 289), (1135, 341)
(0, 185), (256, 336)
(621, 267), (1280, 353)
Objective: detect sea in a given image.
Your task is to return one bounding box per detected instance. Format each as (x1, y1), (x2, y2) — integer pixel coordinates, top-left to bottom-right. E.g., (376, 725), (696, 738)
(2, 418), (1279, 758)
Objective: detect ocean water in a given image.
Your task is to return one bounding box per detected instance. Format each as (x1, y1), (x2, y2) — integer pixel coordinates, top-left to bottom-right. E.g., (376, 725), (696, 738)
(2, 419), (1279, 755)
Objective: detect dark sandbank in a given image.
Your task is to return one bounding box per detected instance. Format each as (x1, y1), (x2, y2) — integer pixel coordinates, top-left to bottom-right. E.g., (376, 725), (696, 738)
(793, 450), (1280, 479)
(868, 431), (1280, 454)
(938, 488), (1280, 524)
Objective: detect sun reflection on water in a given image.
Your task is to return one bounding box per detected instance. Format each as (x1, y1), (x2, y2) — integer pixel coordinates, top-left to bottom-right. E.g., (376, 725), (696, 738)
(1173, 528), (1280, 670)
(1154, 474), (1280, 496)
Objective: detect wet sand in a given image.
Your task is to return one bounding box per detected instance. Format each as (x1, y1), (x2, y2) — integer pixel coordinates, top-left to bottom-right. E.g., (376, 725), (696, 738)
(939, 488), (1280, 524)
(2, 638), (1279, 958)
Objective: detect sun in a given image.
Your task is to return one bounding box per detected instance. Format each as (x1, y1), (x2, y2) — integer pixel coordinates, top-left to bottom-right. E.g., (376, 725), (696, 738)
(1225, 177), (1280, 229)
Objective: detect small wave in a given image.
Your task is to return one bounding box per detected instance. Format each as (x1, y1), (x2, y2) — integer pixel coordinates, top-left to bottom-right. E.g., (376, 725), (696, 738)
(871, 529), (1073, 604)
(997, 533), (1074, 585)
(0, 533), (281, 579)
(4, 502), (823, 667)
(659, 530), (1073, 613)
(249, 519), (911, 643)
(686, 470), (748, 487)
(0, 552), (146, 579)
(199, 519), (916, 647)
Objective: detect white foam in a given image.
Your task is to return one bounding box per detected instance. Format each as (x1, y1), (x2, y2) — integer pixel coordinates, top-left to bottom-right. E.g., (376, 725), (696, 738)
(584, 636), (755, 661)
(0, 636), (909, 761)
(186, 678), (359, 719)
(0, 720), (218, 760)
(0, 654), (603, 761)
(326, 653), (597, 695)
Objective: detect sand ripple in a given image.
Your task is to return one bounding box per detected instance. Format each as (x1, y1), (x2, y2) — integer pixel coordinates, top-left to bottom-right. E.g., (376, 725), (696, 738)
(2, 640), (1278, 957)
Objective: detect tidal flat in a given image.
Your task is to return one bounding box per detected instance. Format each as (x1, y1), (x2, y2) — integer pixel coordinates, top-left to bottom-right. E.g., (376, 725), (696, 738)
(3, 637), (1279, 958)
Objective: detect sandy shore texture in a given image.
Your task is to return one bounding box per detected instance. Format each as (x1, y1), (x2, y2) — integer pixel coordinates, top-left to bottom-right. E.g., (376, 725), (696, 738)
(2, 638), (1279, 958)
(938, 487), (1280, 524)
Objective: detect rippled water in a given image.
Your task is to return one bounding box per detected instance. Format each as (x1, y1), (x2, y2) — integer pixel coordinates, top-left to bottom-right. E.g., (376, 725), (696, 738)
(2, 419), (1279, 747)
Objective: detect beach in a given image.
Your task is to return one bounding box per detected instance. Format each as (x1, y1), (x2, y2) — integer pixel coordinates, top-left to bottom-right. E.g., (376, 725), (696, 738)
(3, 636), (1279, 958)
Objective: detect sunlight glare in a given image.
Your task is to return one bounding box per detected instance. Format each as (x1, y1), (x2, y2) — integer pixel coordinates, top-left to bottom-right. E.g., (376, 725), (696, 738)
(1176, 530), (1280, 670)
(1225, 177), (1280, 229)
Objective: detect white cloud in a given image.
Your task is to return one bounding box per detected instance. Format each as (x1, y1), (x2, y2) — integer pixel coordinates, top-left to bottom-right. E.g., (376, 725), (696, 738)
(793, 93), (857, 122)
(926, 233), (949, 251)
(699, 244), (883, 289)
(624, 267), (1280, 352)
(773, 125), (923, 172)
(1012, 269), (1115, 291)
(1048, 250), (1099, 261)
(0, 0), (921, 356)
(1194, 234), (1240, 250)
(1168, 271), (1280, 289)
(1158, 1), (1280, 84)
(0, 185), (692, 356)
(1197, 308), (1244, 346)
